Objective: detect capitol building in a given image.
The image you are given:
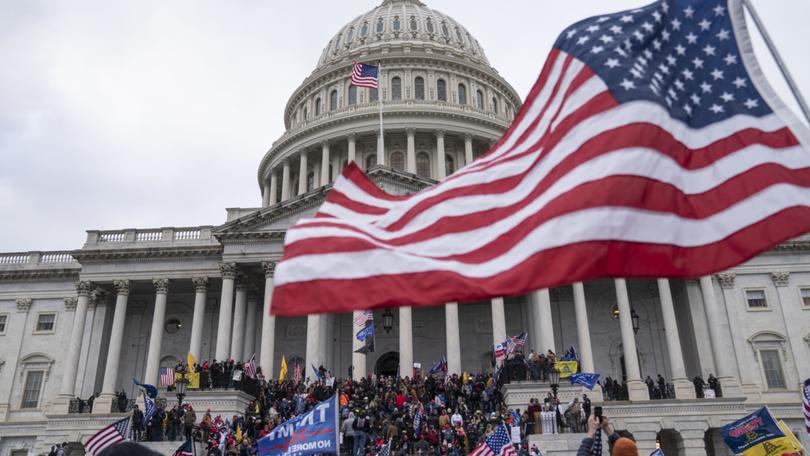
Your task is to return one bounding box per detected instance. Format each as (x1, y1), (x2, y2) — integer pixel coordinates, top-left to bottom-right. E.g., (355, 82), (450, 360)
(1, 0), (809, 455)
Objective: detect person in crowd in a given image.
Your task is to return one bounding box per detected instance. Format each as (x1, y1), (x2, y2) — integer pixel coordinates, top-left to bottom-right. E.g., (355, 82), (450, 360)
(577, 415), (627, 456)
(130, 404), (144, 441)
(657, 374), (667, 399)
(693, 375), (706, 398)
(708, 374), (722, 397)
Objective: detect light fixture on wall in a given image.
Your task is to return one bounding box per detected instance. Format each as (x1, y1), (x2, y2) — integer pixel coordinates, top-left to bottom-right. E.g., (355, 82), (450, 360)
(382, 308), (394, 333)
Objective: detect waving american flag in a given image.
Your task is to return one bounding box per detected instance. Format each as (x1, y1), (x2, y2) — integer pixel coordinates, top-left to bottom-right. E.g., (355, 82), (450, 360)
(272, 0), (810, 316)
(470, 425), (518, 456)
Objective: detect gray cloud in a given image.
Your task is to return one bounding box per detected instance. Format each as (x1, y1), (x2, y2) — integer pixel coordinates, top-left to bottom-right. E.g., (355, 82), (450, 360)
(0, 0), (807, 252)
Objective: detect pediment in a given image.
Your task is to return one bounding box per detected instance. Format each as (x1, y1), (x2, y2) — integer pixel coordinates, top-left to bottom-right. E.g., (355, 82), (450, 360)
(213, 166), (434, 238)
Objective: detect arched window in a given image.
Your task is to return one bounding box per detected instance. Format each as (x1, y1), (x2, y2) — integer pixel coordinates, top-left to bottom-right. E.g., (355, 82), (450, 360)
(437, 79), (447, 101)
(391, 152), (405, 171)
(492, 97), (498, 113)
(347, 27), (355, 43)
(441, 22), (450, 38)
(458, 84), (467, 105)
(348, 85), (357, 105)
(315, 98), (321, 116)
(416, 152), (430, 177)
(414, 77), (425, 100)
(330, 90), (338, 111)
(333, 34), (341, 50)
(446, 154), (455, 176)
(360, 22), (369, 37)
(409, 16), (418, 32)
(426, 18), (435, 34)
(392, 16), (401, 32)
(391, 77), (402, 100)
(369, 87), (378, 102)
(476, 90), (484, 109)
(307, 172), (315, 191)
(455, 27), (464, 44)
(365, 154), (377, 170)
(376, 18), (385, 34)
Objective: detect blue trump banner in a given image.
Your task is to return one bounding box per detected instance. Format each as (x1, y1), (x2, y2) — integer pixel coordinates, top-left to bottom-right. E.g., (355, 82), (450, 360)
(570, 373), (600, 390)
(258, 394), (339, 456)
(721, 407), (784, 454)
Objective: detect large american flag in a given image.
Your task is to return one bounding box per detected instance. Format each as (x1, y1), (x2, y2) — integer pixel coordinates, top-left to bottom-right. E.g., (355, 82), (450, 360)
(351, 62), (378, 89)
(244, 354), (257, 379)
(160, 367), (175, 387)
(470, 425), (518, 456)
(83, 417), (129, 456)
(506, 333), (528, 354)
(271, 0), (810, 316)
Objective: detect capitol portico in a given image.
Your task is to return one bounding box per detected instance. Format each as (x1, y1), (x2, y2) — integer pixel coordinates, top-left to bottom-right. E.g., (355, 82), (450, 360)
(1, 1), (809, 455)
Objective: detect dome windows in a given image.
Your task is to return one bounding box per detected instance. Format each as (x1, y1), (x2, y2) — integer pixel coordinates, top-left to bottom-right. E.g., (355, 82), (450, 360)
(303, 106), (308, 120)
(458, 83), (467, 105)
(492, 97), (498, 113)
(334, 34), (341, 51)
(348, 85), (358, 106)
(365, 154), (377, 170)
(426, 18), (435, 34)
(455, 27), (465, 45)
(476, 90), (484, 109)
(369, 87), (379, 102)
(330, 90), (338, 111)
(391, 77), (402, 100)
(392, 15), (401, 32)
(437, 79), (447, 102)
(360, 22), (369, 38)
(414, 77), (425, 100)
(347, 27), (355, 43)
(441, 21), (450, 39)
(315, 97), (322, 116)
(409, 16), (418, 32)
(376, 18), (385, 34)
(416, 152), (431, 177)
(446, 154), (455, 176)
(391, 152), (405, 171)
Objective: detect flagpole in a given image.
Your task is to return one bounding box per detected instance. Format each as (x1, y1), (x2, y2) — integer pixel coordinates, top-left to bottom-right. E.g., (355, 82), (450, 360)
(378, 60), (384, 166)
(742, 0), (810, 125)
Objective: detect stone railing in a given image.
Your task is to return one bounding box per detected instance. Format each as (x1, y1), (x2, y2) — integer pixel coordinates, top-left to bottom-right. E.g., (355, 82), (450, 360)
(0, 250), (77, 266)
(85, 226), (215, 247)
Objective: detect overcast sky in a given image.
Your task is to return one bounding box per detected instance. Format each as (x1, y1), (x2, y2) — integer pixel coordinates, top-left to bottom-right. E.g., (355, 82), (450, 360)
(0, 0), (808, 252)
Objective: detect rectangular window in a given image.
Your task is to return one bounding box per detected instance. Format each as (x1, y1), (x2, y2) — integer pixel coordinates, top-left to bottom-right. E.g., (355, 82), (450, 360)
(800, 288), (810, 308)
(21, 371), (44, 408)
(745, 289), (767, 309)
(35, 313), (55, 332)
(0, 314), (7, 334)
(760, 349), (786, 389)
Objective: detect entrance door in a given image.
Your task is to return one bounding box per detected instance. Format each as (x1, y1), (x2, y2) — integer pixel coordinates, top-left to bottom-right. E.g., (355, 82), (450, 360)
(375, 351), (400, 377)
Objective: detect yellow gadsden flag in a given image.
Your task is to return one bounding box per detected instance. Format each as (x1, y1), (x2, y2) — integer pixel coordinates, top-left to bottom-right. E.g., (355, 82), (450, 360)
(742, 420), (805, 456)
(279, 355), (288, 382)
(554, 361), (579, 378)
(187, 351), (197, 369)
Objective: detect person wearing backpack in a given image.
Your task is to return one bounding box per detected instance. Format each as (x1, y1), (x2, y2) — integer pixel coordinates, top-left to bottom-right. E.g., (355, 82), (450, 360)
(352, 412), (368, 456)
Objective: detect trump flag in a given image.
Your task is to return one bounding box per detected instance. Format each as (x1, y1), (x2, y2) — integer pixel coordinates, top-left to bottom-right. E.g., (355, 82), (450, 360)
(722, 407), (784, 454)
(257, 395), (339, 456)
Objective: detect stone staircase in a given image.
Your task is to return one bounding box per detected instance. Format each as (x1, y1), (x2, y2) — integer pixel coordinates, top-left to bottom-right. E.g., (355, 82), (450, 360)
(528, 433), (588, 456)
(138, 440), (205, 455)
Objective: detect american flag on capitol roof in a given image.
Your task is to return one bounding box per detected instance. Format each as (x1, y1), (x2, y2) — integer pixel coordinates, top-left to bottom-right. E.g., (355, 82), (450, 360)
(271, 0), (810, 317)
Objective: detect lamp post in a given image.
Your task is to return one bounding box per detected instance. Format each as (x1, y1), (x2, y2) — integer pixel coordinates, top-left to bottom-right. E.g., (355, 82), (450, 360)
(175, 377), (189, 408)
(631, 309), (640, 335)
(382, 308), (394, 333)
(549, 367), (560, 400)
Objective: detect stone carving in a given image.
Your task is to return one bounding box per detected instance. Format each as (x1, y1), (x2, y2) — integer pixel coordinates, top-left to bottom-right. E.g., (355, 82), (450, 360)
(219, 262), (238, 280)
(64, 297), (78, 311)
(88, 290), (106, 310)
(716, 272), (736, 289)
(192, 277), (209, 292)
(16, 298), (32, 313)
(770, 271), (790, 287)
(75, 280), (94, 297)
(235, 272), (248, 290)
(153, 278), (170, 294)
(262, 261), (277, 278)
(113, 279), (131, 296)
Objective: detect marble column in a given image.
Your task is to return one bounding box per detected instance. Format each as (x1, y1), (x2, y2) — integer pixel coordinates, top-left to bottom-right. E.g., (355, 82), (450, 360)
(530, 289), (555, 353)
(189, 277), (208, 363)
(351, 311), (367, 381)
(572, 283), (594, 372)
(281, 161), (291, 201)
(406, 128), (416, 173)
(657, 278), (696, 398)
(399, 307), (414, 378)
(321, 142), (331, 186)
(305, 314), (324, 378)
(614, 278), (649, 401)
(490, 297), (507, 345)
(464, 134), (473, 166)
(436, 130), (447, 180)
(94, 279), (130, 414)
(268, 172), (278, 206)
(243, 290), (258, 361)
(445, 303), (461, 375)
(262, 177), (271, 207)
(144, 278), (170, 387)
(53, 281), (93, 413)
(348, 134), (357, 164)
(215, 263), (237, 361)
(298, 153), (308, 195)
(230, 276), (247, 361)
(700, 275), (742, 396)
(260, 261), (277, 377)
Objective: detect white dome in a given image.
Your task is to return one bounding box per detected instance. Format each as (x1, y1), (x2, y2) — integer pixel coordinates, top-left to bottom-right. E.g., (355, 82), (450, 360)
(316, 0), (489, 70)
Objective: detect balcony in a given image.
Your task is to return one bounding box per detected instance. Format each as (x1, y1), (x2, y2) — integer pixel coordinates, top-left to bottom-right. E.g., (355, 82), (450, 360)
(83, 226), (218, 249)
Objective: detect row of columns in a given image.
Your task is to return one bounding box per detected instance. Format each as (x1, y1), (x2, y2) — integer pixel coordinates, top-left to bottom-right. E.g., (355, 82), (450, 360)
(51, 271), (741, 414)
(262, 131), (477, 207)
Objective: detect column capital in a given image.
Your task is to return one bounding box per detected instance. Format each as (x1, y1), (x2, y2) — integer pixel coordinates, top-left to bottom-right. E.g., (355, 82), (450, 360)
(153, 278), (170, 294)
(770, 271), (790, 287)
(113, 279), (131, 296)
(347, 132), (357, 141)
(75, 280), (95, 297)
(192, 277), (209, 292)
(89, 290), (107, 310)
(262, 260), (277, 278)
(434, 129), (446, 138)
(321, 140), (330, 148)
(405, 128), (416, 136)
(64, 297), (78, 311)
(219, 262), (238, 279)
(716, 272), (736, 289)
(16, 298), (32, 313)
(235, 273), (248, 291)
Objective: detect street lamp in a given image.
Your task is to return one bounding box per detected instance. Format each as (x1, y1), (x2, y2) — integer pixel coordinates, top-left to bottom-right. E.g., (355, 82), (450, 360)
(382, 308), (394, 333)
(175, 377), (189, 408)
(548, 367), (560, 400)
(631, 309), (640, 335)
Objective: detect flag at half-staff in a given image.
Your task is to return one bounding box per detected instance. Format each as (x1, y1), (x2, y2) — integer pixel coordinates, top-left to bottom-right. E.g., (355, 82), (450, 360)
(272, 0), (810, 317)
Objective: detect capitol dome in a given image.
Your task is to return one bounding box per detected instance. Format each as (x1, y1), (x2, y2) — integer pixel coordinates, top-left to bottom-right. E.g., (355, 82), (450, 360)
(257, 0), (522, 207)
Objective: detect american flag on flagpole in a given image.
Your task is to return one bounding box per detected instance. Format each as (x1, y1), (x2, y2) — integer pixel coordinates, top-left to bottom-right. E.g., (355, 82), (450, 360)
(244, 354), (257, 379)
(160, 368), (175, 387)
(271, 0), (810, 317)
(83, 417), (130, 456)
(506, 333), (528, 354)
(470, 425), (518, 456)
(353, 310), (373, 327)
(293, 363), (302, 384)
(351, 62), (378, 89)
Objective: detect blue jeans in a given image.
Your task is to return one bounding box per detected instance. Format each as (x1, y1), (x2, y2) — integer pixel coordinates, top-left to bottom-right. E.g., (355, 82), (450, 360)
(353, 432), (367, 456)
